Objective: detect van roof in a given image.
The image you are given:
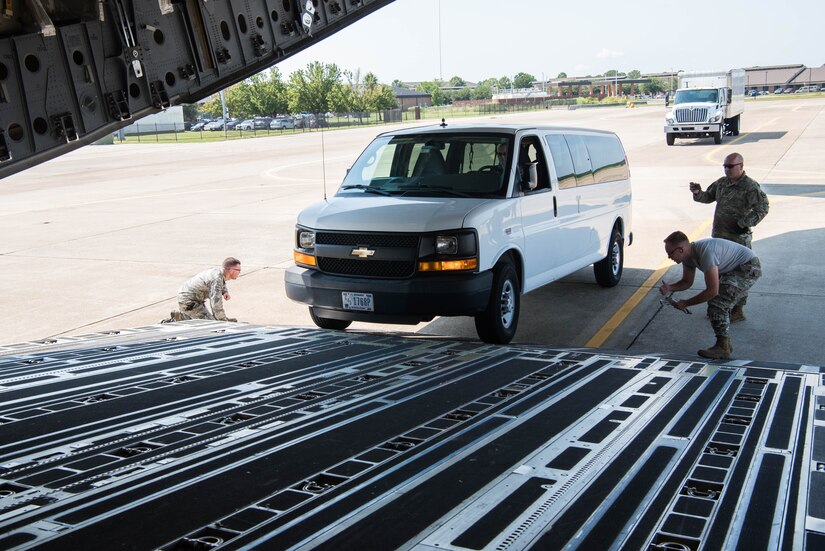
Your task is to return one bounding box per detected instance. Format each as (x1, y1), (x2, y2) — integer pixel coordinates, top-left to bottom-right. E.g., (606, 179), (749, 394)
(376, 123), (619, 138)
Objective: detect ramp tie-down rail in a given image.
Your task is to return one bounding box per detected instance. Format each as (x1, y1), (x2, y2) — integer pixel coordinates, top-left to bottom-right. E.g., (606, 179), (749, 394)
(0, 322), (821, 549)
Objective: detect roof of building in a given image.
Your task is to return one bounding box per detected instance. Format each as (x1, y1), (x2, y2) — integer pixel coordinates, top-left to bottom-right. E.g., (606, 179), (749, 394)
(392, 86), (432, 98)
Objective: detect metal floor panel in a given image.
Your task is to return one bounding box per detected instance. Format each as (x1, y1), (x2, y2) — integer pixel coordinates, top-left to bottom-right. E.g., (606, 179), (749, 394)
(0, 322), (822, 550)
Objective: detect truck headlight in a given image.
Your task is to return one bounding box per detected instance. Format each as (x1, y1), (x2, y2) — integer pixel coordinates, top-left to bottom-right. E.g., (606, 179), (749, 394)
(435, 235), (458, 254)
(709, 113), (722, 123)
(665, 114), (675, 124)
(299, 230), (315, 249)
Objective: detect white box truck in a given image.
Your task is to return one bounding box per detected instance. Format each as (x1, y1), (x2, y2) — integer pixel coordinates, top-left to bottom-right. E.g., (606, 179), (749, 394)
(664, 69), (745, 145)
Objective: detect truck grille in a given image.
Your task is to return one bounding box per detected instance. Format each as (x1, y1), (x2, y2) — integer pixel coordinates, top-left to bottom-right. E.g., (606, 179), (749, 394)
(315, 232), (419, 278)
(675, 108), (708, 123)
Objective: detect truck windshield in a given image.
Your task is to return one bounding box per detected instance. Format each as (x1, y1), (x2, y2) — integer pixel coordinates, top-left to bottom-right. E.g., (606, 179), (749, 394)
(674, 89), (719, 104)
(338, 133), (512, 198)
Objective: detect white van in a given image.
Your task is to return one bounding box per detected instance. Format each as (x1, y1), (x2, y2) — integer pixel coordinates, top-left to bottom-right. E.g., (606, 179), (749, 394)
(285, 123), (633, 344)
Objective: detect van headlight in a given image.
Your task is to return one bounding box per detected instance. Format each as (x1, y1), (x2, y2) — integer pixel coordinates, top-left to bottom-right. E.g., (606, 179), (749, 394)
(294, 228), (317, 267)
(435, 235), (458, 254)
(299, 230), (315, 249)
(419, 231), (478, 272)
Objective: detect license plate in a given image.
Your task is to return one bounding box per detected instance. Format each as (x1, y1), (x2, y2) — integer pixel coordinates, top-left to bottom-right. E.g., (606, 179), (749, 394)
(342, 292), (374, 312)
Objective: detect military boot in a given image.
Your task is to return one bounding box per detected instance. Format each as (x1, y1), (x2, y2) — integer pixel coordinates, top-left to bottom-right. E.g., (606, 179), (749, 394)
(730, 304), (745, 323)
(698, 336), (732, 360)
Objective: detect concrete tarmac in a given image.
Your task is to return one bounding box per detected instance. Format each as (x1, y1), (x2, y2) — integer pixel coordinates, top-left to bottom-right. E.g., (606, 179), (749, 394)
(2, 98), (824, 367)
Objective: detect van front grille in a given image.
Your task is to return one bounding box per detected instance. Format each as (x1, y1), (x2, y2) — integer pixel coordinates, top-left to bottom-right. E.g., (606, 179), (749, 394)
(318, 258), (415, 278)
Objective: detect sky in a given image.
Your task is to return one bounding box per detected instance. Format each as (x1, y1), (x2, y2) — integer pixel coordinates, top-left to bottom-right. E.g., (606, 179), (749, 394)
(272, 0), (824, 84)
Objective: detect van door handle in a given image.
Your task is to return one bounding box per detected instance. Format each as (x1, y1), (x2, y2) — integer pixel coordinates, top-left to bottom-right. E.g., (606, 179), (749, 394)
(553, 196), (558, 217)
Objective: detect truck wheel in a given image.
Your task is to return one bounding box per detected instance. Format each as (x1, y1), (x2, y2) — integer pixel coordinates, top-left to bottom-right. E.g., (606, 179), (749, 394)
(474, 260), (520, 344)
(732, 115), (740, 136)
(666, 134), (675, 146)
(713, 131), (722, 144)
(594, 228), (624, 287)
(309, 307), (352, 330)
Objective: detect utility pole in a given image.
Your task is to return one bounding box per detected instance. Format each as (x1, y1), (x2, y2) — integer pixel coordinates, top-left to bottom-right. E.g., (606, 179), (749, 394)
(437, 0), (442, 82)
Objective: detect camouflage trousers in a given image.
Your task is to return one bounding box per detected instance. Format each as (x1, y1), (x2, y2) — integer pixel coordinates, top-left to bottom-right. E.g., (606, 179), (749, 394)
(713, 230), (752, 306)
(178, 301), (215, 320)
(709, 258), (761, 337)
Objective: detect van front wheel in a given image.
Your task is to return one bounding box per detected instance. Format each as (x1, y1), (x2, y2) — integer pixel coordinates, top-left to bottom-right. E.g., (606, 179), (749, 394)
(474, 260), (520, 344)
(594, 229), (624, 287)
(309, 307), (352, 330)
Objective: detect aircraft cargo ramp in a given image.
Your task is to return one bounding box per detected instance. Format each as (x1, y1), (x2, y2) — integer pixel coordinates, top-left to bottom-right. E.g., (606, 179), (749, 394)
(0, 322), (822, 550)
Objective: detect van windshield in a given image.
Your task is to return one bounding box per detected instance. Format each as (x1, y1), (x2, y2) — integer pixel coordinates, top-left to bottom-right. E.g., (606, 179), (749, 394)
(338, 133), (512, 198)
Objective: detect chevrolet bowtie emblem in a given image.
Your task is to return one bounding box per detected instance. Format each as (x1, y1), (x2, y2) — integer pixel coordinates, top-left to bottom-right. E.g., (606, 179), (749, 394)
(351, 247), (375, 258)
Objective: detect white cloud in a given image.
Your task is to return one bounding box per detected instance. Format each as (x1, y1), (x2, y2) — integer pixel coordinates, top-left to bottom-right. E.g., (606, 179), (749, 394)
(596, 48), (625, 59)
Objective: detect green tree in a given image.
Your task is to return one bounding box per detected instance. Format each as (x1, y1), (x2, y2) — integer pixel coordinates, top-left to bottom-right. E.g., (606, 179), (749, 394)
(416, 81), (445, 106)
(182, 103), (199, 121)
(513, 72), (536, 89)
(449, 75), (466, 87)
(472, 80), (494, 100)
(498, 76), (511, 89)
(391, 79), (406, 89)
(200, 97), (223, 118)
(557, 72), (567, 78)
(643, 77), (667, 95)
(287, 61), (343, 114)
(627, 69), (641, 80)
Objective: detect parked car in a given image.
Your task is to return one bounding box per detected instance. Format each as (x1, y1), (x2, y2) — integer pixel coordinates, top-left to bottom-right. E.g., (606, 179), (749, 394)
(190, 121), (208, 131)
(748, 89), (759, 97)
(759, 90), (770, 95)
(252, 117), (272, 129)
(795, 85), (817, 93)
(271, 117), (295, 130)
(225, 119), (241, 130)
(203, 119), (225, 131)
(236, 119), (256, 130)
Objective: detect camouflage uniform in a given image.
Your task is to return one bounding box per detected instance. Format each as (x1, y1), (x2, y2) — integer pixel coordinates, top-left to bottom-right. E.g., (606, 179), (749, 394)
(684, 239), (762, 337)
(176, 267), (230, 321)
(694, 173), (768, 310)
(693, 173), (769, 248)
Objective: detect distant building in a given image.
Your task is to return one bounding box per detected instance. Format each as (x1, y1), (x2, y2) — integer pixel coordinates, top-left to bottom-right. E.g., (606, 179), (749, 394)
(393, 86), (432, 111)
(122, 106), (184, 134)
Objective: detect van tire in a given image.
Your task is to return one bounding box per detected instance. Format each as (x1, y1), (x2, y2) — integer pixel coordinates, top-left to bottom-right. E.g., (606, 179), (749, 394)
(474, 260), (520, 344)
(309, 307), (352, 330)
(594, 229), (624, 287)
(666, 134), (675, 146)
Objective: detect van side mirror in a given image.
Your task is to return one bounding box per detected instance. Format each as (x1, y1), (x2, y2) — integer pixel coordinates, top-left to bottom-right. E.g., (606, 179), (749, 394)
(519, 162), (538, 191)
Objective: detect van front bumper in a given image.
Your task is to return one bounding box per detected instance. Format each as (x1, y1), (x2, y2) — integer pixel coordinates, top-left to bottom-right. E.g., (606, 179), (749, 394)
(285, 266), (493, 324)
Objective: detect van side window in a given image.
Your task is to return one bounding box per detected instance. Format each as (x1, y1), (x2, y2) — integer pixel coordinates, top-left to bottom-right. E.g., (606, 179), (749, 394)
(518, 136), (550, 192)
(565, 135), (595, 186)
(584, 134), (629, 183)
(544, 134), (577, 189)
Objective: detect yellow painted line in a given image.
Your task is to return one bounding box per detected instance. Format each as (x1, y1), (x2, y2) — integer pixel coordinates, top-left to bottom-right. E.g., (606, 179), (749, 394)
(802, 190), (825, 197)
(585, 220), (712, 348)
